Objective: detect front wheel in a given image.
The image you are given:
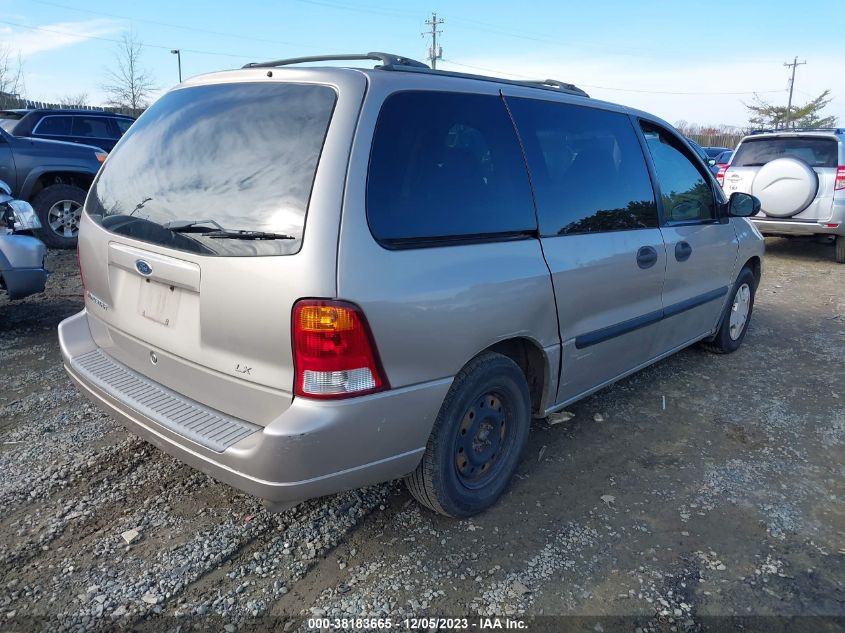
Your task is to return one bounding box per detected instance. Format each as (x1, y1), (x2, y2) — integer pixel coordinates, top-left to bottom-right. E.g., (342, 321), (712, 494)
(405, 352), (531, 517)
(701, 267), (757, 354)
(31, 184), (86, 249)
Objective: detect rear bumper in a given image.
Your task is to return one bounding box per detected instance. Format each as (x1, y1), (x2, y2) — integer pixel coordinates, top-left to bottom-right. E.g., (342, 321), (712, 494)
(58, 310), (451, 505)
(1, 265), (49, 300)
(0, 234), (48, 300)
(751, 200), (845, 236)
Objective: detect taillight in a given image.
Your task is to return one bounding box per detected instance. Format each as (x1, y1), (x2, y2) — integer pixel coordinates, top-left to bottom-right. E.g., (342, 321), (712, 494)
(716, 165), (727, 187)
(292, 299), (388, 399)
(835, 166), (845, 191)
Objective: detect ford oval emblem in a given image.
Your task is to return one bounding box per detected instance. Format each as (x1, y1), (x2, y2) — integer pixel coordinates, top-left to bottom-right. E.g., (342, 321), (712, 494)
(135, 260), (153, 276)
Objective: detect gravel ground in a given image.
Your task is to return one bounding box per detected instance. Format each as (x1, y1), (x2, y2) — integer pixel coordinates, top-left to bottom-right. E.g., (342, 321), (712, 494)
(1, 237), (843, 632)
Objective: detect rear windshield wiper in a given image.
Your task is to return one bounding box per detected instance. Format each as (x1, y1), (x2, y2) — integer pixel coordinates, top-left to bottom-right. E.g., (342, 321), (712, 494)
(204, 229), (296, 241)
(164, 219), (225, 232)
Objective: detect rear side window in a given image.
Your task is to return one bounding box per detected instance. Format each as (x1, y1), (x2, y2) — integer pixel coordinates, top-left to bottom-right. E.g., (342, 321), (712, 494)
(367, 91), (535, 246)
(732, 137), (838, 168)
(34, 115), (73, 136)
(114, 118), (133, 134)
(507, 98), (658, 236)
(88, 82), (336, 257)
(73, 116), (118, 139)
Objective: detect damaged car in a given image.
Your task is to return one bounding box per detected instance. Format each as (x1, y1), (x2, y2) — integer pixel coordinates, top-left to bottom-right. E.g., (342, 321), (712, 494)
(1, 180), (48, 300)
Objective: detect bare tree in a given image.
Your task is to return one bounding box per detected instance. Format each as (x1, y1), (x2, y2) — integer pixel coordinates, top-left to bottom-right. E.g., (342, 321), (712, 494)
(0, 44), (24, 107)
(101, 30), (155, 116)
(58, 92), (89, 108)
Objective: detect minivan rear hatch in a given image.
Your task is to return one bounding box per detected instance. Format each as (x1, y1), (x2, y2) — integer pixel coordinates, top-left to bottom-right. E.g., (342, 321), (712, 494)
(78, 76), (353, 425)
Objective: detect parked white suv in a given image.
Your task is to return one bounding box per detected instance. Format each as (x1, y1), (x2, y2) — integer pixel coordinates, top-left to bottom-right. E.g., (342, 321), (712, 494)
(719, 128), (845, 262)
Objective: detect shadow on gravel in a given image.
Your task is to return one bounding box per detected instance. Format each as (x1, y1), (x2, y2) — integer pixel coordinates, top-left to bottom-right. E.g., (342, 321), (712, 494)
(0, 298), (82, 332)
(763, 236), (837, 263)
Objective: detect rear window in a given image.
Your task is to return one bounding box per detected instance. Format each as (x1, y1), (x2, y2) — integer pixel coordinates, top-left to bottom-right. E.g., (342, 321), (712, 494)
(367, 91), (536, 247)
(732, 137), (838, 168)
(87, 82), (336, 256)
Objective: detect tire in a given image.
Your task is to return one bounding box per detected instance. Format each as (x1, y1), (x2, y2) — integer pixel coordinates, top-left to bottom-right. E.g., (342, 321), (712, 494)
(701, 267), (757, 354)
(31, 184), (86, 249)
(405, 352), (531, 517)
(750, 157), (818, 218)
(835, 236), (845, 264)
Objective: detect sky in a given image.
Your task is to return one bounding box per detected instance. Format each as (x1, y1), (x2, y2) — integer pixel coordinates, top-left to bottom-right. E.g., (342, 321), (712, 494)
(1, 0), (844, 128)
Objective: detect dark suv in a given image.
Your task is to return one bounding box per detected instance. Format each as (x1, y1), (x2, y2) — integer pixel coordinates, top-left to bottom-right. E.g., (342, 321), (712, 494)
(0, 126), (105, 248)
(0, 109), (134, 152)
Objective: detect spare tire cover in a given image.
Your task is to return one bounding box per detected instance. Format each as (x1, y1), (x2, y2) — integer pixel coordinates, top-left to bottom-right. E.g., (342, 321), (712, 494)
(751, 157), (818, 218)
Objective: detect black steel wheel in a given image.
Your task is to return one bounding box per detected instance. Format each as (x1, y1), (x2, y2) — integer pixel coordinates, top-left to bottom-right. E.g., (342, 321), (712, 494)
(406, 352), (531, 517)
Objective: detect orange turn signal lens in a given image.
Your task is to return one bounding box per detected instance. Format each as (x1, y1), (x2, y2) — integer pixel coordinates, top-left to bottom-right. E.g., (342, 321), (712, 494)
(297, 304), (355, 332)
(95, 151), (107, 163)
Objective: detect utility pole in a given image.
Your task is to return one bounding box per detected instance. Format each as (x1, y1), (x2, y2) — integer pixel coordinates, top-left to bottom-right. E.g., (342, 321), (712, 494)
(783, 56), (806, 129)
(423, 12), (444, 69)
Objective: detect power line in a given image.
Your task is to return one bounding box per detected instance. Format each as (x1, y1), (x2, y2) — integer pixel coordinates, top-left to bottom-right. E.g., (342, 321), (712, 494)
(0, 18), (266, 61)
(442, 60), (787, 96)
(445, 15), (783, 65)
(27, 0), (316, 49)
(293, 0), (420, 20)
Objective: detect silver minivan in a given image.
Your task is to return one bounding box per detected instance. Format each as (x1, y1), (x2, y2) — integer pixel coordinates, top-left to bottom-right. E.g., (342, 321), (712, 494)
(58, 53), (764, 517)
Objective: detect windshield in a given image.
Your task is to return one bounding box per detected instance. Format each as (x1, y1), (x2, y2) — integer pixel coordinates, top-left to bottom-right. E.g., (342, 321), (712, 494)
(86, 81), (337, 256)
(732, 136), (837, 168)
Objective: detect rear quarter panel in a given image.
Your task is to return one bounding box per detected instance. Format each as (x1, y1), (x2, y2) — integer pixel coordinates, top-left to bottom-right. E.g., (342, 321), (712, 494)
(337, 76), (560, 403)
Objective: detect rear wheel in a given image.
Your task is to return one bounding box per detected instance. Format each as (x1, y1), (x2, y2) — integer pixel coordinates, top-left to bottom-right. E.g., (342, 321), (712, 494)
(31, 184), (86, 249)
(701, 267), (757, 354)
(835, 236), (845, 264)
(405, 352), (531, 517)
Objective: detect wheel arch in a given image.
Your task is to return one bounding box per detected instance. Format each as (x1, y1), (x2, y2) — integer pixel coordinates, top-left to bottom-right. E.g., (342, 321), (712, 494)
(483, 336), (552, 418)
(744, 255), (762, 287)
(20, 168), (96, 201)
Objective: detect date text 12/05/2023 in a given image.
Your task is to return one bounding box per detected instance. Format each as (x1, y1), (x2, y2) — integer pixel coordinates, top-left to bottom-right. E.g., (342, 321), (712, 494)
(306, 617), (528, 630)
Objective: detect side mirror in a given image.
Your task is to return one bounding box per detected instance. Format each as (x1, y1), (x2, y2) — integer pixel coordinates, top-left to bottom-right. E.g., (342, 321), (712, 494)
(729, 192), (760, 217)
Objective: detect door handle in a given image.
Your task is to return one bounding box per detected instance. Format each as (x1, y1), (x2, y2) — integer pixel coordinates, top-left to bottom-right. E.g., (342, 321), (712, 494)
(636, 245), (658, 269)
(675, 241), (692, 262)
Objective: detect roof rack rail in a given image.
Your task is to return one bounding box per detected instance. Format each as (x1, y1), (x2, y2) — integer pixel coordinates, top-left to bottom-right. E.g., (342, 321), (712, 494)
(376, 65), (590, 98)
(241, 51), (589, 98)
(750, 127), (845, 135)
(522, 78), (588, 95)
(242, 51), (429, 70)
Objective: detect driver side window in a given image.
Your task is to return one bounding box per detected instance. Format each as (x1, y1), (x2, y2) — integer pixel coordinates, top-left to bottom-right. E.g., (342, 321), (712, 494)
(641, 123), (716, 223)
